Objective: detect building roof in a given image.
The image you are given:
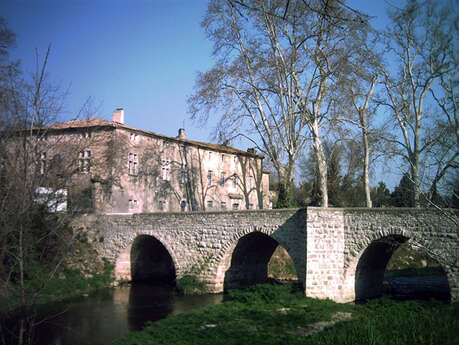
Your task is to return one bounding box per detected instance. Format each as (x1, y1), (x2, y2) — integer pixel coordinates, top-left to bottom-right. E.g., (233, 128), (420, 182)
(46, 118), (264, 159)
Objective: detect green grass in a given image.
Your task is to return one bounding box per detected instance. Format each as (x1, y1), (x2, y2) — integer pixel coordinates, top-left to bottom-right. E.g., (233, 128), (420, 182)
(111, 283), (459, 345)
(1, 259), (114, 313)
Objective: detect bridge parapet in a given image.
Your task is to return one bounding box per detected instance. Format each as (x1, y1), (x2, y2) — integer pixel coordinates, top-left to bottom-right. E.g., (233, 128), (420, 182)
(304, 207), (458, 302)
(74, 207), (459, 302)
(75, 208), (307, 290)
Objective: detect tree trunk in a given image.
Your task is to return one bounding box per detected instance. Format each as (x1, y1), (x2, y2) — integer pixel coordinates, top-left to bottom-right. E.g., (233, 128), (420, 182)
(362, 125), (372, 208)
(411, 154), (420, 208)
(312, 125), (328, 207)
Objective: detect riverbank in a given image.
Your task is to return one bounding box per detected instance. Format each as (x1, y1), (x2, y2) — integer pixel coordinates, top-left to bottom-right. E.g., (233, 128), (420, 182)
(0, 260), (114, 315)
(112, 283), (458, 345)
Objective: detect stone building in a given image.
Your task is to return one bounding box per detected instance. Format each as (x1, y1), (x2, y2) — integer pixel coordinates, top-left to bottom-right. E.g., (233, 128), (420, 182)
(40, 109), (271, 213)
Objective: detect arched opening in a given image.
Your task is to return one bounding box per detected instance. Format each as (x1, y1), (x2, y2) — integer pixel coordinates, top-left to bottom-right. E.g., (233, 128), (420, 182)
(223, 232), (298, 290)
(355, 235), (450, 301)
(130, 235), (176, 286)
(268, 246), (298, 281)
(383, 242), (450, 301)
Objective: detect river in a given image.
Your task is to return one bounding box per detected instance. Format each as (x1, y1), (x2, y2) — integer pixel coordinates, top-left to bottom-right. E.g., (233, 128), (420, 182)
(3, 275), (449, 345)
(5, 284), (223, 345)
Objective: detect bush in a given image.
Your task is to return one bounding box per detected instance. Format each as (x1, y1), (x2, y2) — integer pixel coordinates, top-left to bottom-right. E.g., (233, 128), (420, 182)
(176, 275), (207, 295)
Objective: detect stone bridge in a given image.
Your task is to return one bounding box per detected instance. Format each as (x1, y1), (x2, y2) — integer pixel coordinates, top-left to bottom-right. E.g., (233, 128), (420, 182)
(77, 207), (459, 302)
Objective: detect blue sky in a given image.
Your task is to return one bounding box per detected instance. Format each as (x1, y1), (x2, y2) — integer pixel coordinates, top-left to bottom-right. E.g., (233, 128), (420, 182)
(1, 0), (401, 186)
(1, 0), (393, 140)
(1, 0), (214, 140)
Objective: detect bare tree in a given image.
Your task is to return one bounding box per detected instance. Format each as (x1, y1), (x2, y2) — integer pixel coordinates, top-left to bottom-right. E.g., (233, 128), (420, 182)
(428, 34), (459, 201)
(379, 0), (457, 207)
(338, 68), (379, 207)
(0, 35), (101, 345)
(189, 0), (370, 207)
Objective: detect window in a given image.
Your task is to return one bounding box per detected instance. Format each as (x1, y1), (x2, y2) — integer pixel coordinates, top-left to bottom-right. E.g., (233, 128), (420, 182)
(180, 200), (187, 212)
(162, 160), (170, 181)
(249, 175), (254, 189)
(221, 172), (226, 186)
(249, 203), (254, 209)
(207, 200), (213, 209)
(234, 156), (238, 163)
(208, 151), (212, 160)
(233, 174), (238, 188)
(180, 164), (188, 184)
(40, 152), (47, 175)
(221, 202), (226, 210)
(81, 131), (91, 139)
(158, 200), (166, 211)
(232, 203), (239, 210)
(222, 154), (226, 163)
(128, 199), (138, 211)
(128, 153), (138, 175)
(79, 150), (91, 173)
(207, 170), (213, 186)
(130, 133), (138, 141)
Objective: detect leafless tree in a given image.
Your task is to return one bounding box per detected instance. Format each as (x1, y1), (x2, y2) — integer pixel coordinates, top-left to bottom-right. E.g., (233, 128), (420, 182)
(379, 0), (457, 207)
(0, 30), (99, 344)
(337, 52), (380, 207)
(428, 36), (458, 201)
(189, 0), (371, 207)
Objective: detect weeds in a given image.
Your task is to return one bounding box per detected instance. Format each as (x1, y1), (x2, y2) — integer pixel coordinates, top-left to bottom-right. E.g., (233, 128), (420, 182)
(175, 275), (208, 295)
(112, 283), (458, 345)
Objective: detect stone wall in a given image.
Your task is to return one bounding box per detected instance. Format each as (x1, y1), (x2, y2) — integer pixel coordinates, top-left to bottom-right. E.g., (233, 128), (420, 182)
(302, 207), (458, 302)
(74, 207), (459, 302)
(341, 208), (459, 302)
(76, 208), (306, 292)
(305, 208), (345, 301)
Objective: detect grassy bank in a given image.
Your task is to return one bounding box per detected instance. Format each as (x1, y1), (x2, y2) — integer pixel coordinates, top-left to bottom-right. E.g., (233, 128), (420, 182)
(112, 283), (458, 345)
(0, 259), (114, 314)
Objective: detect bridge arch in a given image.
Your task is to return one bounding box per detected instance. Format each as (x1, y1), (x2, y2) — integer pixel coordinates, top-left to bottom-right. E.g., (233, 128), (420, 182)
(343, 229), (452, 301)
(114, 233), (178, 285)
(210, 227), (300, 292)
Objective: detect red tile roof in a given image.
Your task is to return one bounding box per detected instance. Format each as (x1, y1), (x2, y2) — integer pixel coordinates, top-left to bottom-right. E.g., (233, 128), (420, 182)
(48, 118), (113, 129)
(46, 118), (263, 158)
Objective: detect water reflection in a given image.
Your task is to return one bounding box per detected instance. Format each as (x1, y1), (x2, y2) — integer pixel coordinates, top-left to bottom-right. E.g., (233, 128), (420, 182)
(127, 284), (173, 330)
(7, 284), (222, 345)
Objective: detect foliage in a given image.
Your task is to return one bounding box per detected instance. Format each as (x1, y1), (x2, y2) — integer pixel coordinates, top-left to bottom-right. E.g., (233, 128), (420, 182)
(390, 173), (415, 207)
(384, 267), (444, 279)
(268, 246), (297, 280)
(111, 283), (458, 345)
(0, 18), (114, 345)
(386, 242), (442, 272)
(27, 258), (113, 304)
(371, 182), (392, 208)
(176, 275), (208, 295)
(274, 181), (294, 208)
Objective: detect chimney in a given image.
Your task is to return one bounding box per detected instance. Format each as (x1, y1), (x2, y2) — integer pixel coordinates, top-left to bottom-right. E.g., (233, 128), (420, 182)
(177, 128), (186, 139)
(247, 147), (256, 154)
(113, 108), (124, 124)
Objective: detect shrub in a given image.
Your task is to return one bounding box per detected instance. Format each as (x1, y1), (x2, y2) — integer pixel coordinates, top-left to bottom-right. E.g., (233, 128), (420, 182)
(176, 275), (207, 295)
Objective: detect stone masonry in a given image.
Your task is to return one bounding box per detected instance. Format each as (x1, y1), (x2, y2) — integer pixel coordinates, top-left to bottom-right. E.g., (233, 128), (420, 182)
(75, 207), (459, 302)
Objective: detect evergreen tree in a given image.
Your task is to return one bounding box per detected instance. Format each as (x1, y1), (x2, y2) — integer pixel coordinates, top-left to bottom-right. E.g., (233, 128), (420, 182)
(327, 148), (342, 207)
(371, 182), (392, 207)
(390, 174), (414, 207)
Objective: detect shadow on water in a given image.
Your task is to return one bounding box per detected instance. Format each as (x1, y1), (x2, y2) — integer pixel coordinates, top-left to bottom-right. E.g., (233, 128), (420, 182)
(2, 283), (223, 345)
